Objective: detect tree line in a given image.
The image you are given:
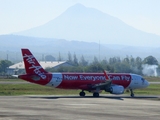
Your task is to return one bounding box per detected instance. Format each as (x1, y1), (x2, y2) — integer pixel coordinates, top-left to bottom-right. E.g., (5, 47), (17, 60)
(46, 53), (160, 76)
(0, 53), (159, 76)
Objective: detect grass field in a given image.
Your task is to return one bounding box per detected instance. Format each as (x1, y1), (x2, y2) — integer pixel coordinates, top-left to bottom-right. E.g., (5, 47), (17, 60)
(133, 84), (160, 95)
(0, 77), (160, 96)
(0, 83), (81, 96)
(144, 76), (160, 82)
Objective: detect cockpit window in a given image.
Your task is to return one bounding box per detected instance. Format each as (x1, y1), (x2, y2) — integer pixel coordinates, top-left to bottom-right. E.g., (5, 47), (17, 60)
(141, 78), (145, 81)
(141, 78), (145, 83)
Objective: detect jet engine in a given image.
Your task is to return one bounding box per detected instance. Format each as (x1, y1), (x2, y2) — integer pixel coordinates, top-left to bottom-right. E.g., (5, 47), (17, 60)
(106, 85), (124, 94)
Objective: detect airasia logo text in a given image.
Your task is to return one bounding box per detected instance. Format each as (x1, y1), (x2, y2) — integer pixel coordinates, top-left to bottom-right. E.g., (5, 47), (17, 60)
(23, 54), (46, 79)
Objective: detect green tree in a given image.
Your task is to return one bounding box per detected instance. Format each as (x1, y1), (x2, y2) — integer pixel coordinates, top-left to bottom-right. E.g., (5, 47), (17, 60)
(0, 60), (13, 73)
(45, 55), (55, 61)
(73, 53), (79, 66)
(130, 56), (135, 66)
(67, 52), (72, 63)
(122, 56), (130, 64)
(101, 58), (108, 66)
(143, 56), (158, 65)
(135, 57), (142, 67)
(86, 63), (103, 72)
(108, 57), (120, 64)
(79, 55), (88, 66)
(133, 56), (143, 74)
(93, 56), (99, 64)
(113, 62), (132, 73)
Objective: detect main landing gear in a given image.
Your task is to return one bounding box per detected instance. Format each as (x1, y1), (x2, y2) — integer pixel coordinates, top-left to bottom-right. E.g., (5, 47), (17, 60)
(79, 91), (85, 97)
(79, 91), (100, 97)
(93, 92), (99, 97)
(130, 89), (134, 97)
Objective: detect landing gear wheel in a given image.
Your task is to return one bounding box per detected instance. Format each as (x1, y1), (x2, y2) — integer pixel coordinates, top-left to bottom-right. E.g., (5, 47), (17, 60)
(79, 91), (85, 97)
(131, 93), (134, 97)
(93, 92), (99, 97)
(130, 89), (134, 97)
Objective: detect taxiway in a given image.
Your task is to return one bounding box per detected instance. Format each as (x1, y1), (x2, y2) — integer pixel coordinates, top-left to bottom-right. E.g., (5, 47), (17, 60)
(0, 95), (159, 120)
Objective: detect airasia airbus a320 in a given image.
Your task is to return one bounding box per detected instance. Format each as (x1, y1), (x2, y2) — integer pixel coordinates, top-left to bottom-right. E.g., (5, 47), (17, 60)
(18, 49), (149, 97)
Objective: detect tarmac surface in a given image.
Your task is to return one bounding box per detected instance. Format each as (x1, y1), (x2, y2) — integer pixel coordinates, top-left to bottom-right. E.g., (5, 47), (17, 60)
(0, 95), (160, 120)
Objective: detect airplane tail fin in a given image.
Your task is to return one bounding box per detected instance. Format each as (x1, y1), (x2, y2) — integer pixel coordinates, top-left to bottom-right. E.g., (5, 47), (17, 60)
(21, 49), (47, 75)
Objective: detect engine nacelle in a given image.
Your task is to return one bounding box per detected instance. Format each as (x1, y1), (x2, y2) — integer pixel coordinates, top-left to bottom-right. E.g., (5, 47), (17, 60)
(107, 85), (124, 94)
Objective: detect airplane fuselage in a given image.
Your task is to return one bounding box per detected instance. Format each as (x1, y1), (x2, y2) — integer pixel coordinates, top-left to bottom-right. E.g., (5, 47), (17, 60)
(19, 72), (149, 90)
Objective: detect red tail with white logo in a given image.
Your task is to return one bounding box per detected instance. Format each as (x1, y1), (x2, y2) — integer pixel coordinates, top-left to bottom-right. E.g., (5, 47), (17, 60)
(19, 49), (52, 85)
(22, 49), (47, 75)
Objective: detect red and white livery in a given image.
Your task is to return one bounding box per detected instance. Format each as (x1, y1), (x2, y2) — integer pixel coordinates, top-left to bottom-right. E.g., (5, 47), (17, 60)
(18, 49), (149, 97)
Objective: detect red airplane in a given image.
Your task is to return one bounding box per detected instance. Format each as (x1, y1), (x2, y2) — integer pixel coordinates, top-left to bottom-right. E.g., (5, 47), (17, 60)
(18, 49), (149, 97)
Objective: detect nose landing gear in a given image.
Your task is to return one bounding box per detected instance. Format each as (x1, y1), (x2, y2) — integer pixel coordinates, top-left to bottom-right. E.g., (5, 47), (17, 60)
(130, 89), (134, 97)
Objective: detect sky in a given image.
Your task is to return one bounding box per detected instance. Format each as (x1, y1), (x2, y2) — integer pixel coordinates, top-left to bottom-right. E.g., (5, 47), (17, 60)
(0, 0), (160, 36)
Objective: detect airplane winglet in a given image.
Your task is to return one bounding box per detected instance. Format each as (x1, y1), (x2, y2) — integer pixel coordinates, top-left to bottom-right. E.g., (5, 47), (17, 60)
(92, 70), (111, 89)
(103, 70), (109, 80)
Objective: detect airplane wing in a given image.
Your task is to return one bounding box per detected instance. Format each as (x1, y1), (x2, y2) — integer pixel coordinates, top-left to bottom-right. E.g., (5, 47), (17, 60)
(92, 80), (112, 89)
(92, 70), (112, 90)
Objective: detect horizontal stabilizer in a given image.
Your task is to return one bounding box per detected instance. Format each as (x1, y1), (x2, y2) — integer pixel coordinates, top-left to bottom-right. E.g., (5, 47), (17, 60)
(12, 75), (18, 78)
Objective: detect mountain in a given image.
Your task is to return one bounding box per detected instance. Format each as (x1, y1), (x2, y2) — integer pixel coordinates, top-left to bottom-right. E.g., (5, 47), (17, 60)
(14, 3), (160, 47)
(0, 35), (110, 62)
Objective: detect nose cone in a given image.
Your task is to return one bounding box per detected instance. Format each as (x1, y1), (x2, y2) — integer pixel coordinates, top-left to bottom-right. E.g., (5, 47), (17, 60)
(144, 80), (149, 87)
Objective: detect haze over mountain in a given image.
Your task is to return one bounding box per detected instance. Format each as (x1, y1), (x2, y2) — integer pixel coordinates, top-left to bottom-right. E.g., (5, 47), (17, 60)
(15, 3), (160, 47)
(1, 35), (160, 63)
